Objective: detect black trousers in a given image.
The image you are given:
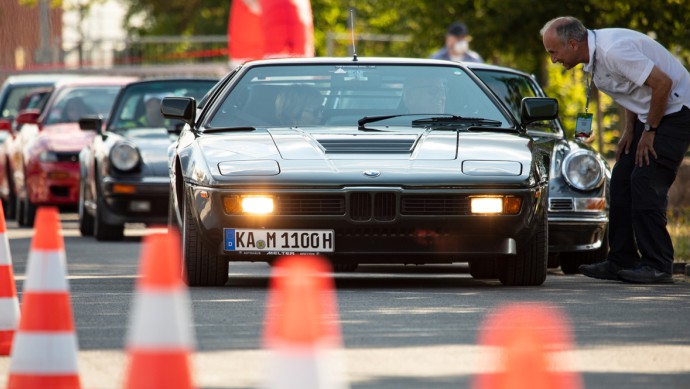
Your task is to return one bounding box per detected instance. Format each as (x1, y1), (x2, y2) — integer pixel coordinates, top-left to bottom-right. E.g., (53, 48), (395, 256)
(608, 106), (690, 274)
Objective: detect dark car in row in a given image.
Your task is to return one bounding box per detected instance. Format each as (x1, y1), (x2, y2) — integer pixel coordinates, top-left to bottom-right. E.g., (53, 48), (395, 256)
(78, 78), (218, 240)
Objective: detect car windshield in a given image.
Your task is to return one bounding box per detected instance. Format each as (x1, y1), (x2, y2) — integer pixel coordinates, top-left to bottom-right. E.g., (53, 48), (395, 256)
(1, 85), (50, 118)
(207, 64), (512, 129)
(44, 86), (121, 125)
(109, 80), (217, 132)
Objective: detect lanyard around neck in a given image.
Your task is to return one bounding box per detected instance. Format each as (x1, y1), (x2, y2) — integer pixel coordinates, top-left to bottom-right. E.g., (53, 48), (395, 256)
(585, 30), (597, 114)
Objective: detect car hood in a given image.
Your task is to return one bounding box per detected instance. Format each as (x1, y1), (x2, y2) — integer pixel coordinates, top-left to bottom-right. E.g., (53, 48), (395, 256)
(115, 129), (174, 176)
(195, 128), (535, 186)
(40, 123), (95, 151)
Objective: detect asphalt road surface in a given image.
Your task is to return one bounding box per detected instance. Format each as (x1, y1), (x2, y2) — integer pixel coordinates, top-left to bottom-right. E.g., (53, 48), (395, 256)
(1, 214), (689, 388)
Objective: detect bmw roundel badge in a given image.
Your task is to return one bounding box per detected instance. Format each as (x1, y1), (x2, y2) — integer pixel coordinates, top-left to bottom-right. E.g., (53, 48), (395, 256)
(363, 170), (381, 178)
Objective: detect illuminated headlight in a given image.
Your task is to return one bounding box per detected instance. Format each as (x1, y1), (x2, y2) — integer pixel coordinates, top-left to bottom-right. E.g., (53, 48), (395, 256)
(110, 143), (140, 171)
(224, 195), (274, 215)
(39, 151), (58, 162)
(562, 150), (605, 191)
(470, 196), (522, 215)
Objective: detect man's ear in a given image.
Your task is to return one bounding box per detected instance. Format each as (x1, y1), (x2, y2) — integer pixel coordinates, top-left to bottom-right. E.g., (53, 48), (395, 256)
(568, 39), (579, 50)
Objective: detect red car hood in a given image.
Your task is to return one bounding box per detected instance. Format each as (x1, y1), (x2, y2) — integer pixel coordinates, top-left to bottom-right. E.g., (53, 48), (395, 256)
(40, 123), (96, 151)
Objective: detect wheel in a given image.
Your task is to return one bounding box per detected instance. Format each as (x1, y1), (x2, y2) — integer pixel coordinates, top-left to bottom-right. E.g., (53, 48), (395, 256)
(560, 229), (609, 275)
(182, 194), (228, 286)
(469, 259), (498, 279)
(94, 200), (124, 241)
(333, 263), (358, 272)
(499, 209), (548, 286)
(78, 179), (94, 236)
(4, 166), (17, 220)
(16, 195), (36, 227)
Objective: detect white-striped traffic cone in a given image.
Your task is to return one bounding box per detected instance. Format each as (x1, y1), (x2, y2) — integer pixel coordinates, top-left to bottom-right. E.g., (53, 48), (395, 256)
(262, 255), (349, 389)
(7, 206), (81, 388)
(0, 205), (20, 355)
(123, 230), (195, 389)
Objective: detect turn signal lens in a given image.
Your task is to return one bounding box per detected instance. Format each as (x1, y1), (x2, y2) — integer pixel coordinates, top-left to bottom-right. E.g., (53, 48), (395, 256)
(503, 196), (522, 215)
(223, 196), (241, 214)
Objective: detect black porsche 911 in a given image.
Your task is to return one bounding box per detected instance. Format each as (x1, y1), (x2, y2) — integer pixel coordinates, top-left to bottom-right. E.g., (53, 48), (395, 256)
(78, 78), (217, 240)
(163, 57), (563, 287)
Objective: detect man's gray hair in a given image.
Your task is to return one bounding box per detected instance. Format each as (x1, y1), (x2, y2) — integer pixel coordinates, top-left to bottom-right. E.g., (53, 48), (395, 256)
(540, 16), (588, 43)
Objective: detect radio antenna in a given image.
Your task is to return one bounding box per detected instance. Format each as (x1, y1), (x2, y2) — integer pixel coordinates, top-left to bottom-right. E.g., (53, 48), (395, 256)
(350, 8), (358, 61)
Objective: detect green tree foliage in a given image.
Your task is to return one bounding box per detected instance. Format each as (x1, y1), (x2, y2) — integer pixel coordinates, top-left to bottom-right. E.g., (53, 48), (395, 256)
(124, 0), (229, 36)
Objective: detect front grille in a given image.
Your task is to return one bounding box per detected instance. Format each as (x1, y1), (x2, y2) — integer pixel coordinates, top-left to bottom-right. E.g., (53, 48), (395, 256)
(277, 195), (345, 215)
(350, 192), (372, 221)
(549, 197), (574, 211)
(50, 186), (70, 197)
(374, 192), (396, 221)
(55, 152), (79, 163)
(317, 137), (416, 154)
(263, 193), (474, 218)
(401, 195), (469, 215)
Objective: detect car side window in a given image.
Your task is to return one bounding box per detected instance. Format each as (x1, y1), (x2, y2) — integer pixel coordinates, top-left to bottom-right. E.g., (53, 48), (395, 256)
(474, 70), (561, 134)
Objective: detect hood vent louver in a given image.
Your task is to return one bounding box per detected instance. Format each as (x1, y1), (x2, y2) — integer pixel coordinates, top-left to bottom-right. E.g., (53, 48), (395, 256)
(315, 135), (417, 154)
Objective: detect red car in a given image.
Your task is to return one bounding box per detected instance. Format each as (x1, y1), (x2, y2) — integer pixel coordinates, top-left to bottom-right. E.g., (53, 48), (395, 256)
(7, 76), (136, 226)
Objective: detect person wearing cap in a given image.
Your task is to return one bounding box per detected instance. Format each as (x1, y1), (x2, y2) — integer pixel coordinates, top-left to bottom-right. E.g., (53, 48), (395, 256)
(541, 16), (690, 284)
(430, 21), (484, 63)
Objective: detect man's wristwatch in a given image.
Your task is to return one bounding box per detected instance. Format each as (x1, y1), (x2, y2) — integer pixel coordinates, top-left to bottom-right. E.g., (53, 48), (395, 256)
(644, 123), (657, 132)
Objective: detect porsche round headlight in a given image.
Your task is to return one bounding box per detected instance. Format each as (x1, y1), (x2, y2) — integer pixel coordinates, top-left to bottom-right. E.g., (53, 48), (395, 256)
(561, 149), (605, 191)
(110, 143), (140, 171)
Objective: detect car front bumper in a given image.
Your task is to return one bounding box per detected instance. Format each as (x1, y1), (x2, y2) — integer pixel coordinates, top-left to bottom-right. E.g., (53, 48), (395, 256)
(548, 213), (608, 253)
(99, 176), (169, 225)
(26, 162), (80, 205)
(183, 184), (547, 263)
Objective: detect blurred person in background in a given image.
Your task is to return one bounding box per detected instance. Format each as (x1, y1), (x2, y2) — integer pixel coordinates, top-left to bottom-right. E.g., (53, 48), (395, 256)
(430, 21), (484, 63)
(275, 84), (324, 126)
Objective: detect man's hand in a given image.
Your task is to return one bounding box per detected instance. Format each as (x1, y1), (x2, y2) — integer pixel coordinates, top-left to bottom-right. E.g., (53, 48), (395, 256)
(635, 131), (657, 166)
(616, 130), (634, 162)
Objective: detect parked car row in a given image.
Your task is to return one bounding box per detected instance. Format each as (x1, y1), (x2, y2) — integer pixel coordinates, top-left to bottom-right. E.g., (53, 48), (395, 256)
(0, 57), (610, 285)
(0, 74), (218, 230)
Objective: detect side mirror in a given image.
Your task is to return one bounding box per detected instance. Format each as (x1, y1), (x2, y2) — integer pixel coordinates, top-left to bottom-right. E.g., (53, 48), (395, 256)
(15, 109), (41, 127)
(520, 97), (558, 126)
(0, 118), (11, 132)
(79, 115), (103, 134)
(161, 97), (196, 126)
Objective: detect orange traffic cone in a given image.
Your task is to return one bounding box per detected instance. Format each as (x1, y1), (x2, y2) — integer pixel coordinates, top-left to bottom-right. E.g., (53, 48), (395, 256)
(262, 255), (349, 389)
(472, 303), (582, 389)
(0, 205), (20, 355)
(123, 230), (195, 389)
(7, 206), (81, 388)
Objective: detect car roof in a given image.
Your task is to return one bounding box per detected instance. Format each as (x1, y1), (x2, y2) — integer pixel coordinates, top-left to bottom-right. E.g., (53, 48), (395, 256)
(52, 76), (138, 89)
(461, 61), (533, 79)
(119, 77), (219, 88)
(2, 74), (81, 86)
(238, 56), (469, 68)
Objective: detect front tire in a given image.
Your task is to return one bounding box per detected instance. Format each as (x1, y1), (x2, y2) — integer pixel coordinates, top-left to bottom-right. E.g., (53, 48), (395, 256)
(78, 179), (94, 236)
(94, 200), (124, 241)
(499, 209), (548, 286)
(182, 194), (228, 287)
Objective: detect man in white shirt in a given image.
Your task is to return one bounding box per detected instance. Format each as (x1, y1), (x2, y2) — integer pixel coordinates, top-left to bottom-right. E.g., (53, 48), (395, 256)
(541, 16), (690, 284)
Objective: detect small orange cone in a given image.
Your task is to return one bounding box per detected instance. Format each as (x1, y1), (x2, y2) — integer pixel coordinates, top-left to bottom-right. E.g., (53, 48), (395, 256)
(123, 230), (195, 389)
(262, 255), (348, 389)
(7, 206), (81, 388)
(0, 205), (20, 355)
(472, 303), (582, 389)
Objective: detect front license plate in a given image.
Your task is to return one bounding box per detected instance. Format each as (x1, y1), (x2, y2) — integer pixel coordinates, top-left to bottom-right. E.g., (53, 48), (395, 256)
(224, 229), (335, 253)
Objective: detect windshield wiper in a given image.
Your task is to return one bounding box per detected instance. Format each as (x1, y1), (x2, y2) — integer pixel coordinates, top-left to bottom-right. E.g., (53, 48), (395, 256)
(202, 126), (256, 133)
(357, 113), (445, 128)
(411, 115), (503, 127)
